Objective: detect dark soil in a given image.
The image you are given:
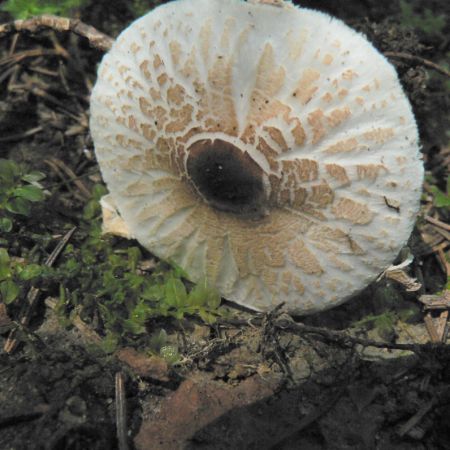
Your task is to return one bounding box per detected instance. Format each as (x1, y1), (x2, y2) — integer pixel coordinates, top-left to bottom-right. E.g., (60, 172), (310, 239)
(1, 1), (450, 449)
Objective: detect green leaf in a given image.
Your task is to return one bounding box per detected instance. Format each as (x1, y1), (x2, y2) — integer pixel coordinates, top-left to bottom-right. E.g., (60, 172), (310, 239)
(169, 263), (189, 279)
(92, 183), (108, 201)
(22, 171), (45, 183)
(0, 279), (20, 304)
(124, 272), (144, 291)
(188, 279), (221, 309)
(198, 308), (217, 325)
(434, 190), (450, 208)
(187, 281), (208, 307)
(129, 301), (151, 323)
(13, 185), (44, 202)
(83, 199), (100, 220)
(0, 159), (21, 185)
(100, 331), (119, 354)
(172, 309), (184, 320)
(206, 289), (221, 309)
(5, 197), (31, 216)
(18, 263), (42, 280)
(0, 218), (13, 232)
(64, 257), (80, 276)
(0, 265), (11, 281)
(164, 277), (187, 308)
(0, 248), (10, 267)
(430, 184), (450, 208)
(141, 283), (164, 301)
(123, 318), (146, 334)
(0, 248), (11, 281)
(98, 303), (116, 326)
(127, 247), (142, 271)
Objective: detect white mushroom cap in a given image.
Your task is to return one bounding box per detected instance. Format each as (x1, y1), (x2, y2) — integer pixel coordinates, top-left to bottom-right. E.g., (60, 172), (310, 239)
(90, 0), (423, 314)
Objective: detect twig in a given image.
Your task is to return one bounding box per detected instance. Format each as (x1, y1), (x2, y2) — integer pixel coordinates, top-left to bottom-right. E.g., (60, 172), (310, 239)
(45, 298), (102, 344)
(424, 313), (441, 344)
(397, 399), (435, 437)
(419, 292), (450, 310)
(31, 86), (83, 122)
(8, 32), (19, 56)
(436, 244), (450, 275)
(44, 159), (87, 202)
(0, 65), (16, 84)
(385, 51), (450, 78)
(0, 126), (43, 143)
(425, 215), (450, 232)
(0, 411), (44, 429)
(4, 227), (76, 354)
(437, 311), (449, 343)
(115, 372), (129, 450)
(47, 157), (91, 199)
(0, 15), (113, 52)
(0, 303), (13, 332)
(182, 337), (236, 365)
(45, 167), (101, 190)
(220, 314), (449, 354)
(260, 304), (294, 380)
(274, 314), (446, 353)
(0, 48), (67, 68)
(28, 66), (59, 77)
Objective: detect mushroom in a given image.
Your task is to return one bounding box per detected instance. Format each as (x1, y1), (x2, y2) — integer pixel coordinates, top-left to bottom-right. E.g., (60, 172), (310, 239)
(89, 0), (423, 314)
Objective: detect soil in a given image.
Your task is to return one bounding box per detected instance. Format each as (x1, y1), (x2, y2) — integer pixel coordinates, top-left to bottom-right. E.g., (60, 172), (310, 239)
(1, 1), (450, 449)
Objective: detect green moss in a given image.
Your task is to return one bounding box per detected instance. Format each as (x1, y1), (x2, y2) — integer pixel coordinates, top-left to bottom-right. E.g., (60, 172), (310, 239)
(352, 312), (397, 342)
(429, 175), (450, 209)
(0, 0), (88, 19)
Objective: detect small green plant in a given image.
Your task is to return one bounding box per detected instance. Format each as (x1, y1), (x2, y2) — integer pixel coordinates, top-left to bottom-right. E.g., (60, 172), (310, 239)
(0, 0), (88, 19)
(430, 175), (450, 209)
(0, 159), (47, 306)
(0, 248), (19, 305)
(0, 158), (46, 233)
(0, 247), (44, 305)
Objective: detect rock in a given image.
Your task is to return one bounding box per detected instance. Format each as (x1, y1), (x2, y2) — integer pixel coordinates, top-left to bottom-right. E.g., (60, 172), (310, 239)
(59, 396), (87, 426)
(116, 347), (169, 382)
(134, 372), (282, 450)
